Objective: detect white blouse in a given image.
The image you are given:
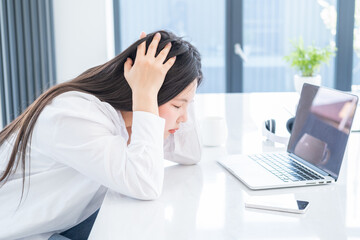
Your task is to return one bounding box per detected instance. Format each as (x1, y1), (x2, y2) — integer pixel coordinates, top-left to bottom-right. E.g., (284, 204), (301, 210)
(0, 91), (202, 240)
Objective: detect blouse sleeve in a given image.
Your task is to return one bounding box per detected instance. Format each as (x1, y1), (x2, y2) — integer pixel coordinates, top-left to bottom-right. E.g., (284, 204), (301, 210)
(163, 101), (202, 165)
(33, 93), (165, 200)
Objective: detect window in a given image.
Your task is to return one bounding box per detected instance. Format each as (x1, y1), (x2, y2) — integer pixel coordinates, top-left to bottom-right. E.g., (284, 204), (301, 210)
(242, 0), (337, 92)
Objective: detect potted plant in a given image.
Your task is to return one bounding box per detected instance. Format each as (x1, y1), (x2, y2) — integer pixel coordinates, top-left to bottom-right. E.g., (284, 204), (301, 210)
(284, 38), (336, 93)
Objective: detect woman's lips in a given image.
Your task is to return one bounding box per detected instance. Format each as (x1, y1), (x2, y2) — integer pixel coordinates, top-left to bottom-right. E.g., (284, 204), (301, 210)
(168, 128), (179, 134)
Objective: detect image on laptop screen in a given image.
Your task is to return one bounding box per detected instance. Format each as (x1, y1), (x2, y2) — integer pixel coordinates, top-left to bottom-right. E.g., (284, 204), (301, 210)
(287, 84), (358, 180)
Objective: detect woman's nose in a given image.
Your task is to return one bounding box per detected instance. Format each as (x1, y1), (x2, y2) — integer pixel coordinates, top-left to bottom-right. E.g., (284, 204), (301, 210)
(178, 112), (188, 123)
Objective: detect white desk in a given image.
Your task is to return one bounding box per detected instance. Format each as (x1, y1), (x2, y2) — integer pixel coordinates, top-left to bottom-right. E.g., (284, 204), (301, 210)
(89, 92), (360, 240)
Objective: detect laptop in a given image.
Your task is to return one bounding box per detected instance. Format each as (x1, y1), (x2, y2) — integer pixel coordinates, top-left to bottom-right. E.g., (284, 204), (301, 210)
(218, 83), (358, 190)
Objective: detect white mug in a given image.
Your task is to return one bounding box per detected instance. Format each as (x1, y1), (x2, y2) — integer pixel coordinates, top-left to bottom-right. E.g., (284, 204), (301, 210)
(201, 116), (228, 147)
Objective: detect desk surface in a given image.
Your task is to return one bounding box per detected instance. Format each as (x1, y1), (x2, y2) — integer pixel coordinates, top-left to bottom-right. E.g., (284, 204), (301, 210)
(89, 92), (360, 240)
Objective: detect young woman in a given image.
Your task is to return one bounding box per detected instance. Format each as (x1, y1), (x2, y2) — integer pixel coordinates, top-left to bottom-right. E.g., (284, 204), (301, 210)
(0, 30), (203, 240)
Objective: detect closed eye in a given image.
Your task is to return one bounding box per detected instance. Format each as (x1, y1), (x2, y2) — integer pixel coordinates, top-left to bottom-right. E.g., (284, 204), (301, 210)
(173, 105), (181, 109)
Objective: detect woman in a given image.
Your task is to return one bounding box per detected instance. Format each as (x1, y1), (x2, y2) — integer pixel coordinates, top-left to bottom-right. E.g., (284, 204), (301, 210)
(0, 30), (203, 239)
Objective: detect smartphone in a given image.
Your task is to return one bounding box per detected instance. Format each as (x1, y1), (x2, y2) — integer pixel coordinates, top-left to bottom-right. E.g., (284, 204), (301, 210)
(245, 194), (310, 214)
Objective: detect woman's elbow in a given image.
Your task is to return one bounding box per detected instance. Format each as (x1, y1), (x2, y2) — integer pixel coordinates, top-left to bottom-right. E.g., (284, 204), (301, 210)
(180, 157), (201, 165)
(126, 182), (163, 200)
(137, 188), (162, 200)
(110, 183), (162, 200)
(179, 150), (202, 165)
(113, 172), (164, 200)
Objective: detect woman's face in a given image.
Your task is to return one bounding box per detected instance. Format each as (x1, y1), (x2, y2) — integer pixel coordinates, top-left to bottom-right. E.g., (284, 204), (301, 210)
(159, 80), (197, 139)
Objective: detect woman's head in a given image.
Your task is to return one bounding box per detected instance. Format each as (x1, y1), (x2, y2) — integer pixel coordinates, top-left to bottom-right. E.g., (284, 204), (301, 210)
(73, 30), (202, 111)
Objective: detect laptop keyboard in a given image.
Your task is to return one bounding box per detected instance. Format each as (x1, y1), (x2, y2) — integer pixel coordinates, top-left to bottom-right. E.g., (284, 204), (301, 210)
(249, 153), (324, 182)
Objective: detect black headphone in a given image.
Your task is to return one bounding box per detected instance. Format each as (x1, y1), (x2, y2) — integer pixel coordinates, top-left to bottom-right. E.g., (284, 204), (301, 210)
(262, 117), (295, 144)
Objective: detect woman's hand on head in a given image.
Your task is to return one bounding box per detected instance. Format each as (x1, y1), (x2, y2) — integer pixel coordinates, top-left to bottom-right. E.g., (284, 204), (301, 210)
(124, 32), (176, 115)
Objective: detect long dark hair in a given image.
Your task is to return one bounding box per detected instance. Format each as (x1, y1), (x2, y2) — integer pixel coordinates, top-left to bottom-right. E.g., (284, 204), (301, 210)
(0, 30), (203, 197)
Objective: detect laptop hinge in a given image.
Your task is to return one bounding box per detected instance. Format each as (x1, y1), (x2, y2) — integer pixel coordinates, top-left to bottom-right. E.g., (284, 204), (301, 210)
(289, 153), (333, 178)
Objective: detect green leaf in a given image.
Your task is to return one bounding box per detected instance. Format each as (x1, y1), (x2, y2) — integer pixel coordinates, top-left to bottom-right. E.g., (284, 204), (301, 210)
(283, 38), (336, 76)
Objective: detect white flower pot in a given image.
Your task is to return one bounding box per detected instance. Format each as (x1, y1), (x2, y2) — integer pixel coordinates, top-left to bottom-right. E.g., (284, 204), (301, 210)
(293, 74), (322, 93)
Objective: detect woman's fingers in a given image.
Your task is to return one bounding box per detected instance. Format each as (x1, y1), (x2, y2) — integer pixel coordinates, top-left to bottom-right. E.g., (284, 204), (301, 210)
(136, 32), (147, 58)
(140, 31), (146, 38)
(157, 42), (172, 64)
(137, 32), (173, 65)
(147, 32), (161, 57)
(163, 56), (176, 72)
(123, 58), (133, 78)
(126, 32), (175, 90)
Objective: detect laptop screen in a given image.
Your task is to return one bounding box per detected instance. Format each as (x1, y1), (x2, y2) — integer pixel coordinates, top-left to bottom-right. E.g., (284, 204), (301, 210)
(287, 83), (358, 180)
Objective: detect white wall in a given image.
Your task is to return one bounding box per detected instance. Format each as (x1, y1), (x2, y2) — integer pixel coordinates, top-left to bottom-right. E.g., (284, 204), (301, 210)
(1, 0), (115, 128)
(53, 0), (114, 83)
